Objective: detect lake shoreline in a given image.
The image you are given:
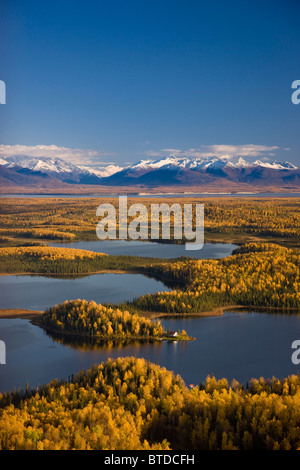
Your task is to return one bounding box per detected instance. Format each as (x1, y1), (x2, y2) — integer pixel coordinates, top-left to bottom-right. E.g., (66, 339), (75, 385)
(140, 304), (300, 319)
(0, 306), (233, 321)
(12, 314), (195, 342)
(2, 304), (299, 321)
(0, 269), (141, 277)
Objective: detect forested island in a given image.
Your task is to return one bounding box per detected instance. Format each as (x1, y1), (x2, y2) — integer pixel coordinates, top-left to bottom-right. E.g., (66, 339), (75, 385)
(38, 299), (194, 341)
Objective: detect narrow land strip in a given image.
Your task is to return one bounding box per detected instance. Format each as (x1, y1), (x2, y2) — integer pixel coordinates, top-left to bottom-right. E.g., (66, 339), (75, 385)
(0, 309), (44, 319)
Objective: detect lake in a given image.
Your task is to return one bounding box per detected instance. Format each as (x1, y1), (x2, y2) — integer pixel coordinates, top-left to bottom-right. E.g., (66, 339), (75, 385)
(0, 311), (300, 393)
(1, 239), (299, 395)
(48, 240), (238, 259)
(0, 273), (171, 310)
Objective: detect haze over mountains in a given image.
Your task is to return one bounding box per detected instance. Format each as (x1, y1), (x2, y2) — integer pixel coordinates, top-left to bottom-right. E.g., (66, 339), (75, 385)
(0, 153), (299, 193)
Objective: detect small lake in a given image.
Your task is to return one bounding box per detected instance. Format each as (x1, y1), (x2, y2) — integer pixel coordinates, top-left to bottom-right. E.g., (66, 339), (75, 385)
(0, 273), (170, 310)
(0, 311), (300, 393)
(48, 240), (237, 259)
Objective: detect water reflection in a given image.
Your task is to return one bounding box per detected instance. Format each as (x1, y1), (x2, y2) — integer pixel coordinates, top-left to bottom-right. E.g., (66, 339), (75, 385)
(48, 240), (238, 259)
(0, 273), (171, 310)
(41, 326), (163, 352)
(1, 311), (300, 393)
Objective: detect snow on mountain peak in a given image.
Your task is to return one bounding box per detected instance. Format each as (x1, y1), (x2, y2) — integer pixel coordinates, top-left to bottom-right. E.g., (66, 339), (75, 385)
(129, 155), (298, 171)
(0, 157), (8, 166)
(78, 164), (123, 178)
(0, 153), (298, 185)
(253, 160), (298, 170)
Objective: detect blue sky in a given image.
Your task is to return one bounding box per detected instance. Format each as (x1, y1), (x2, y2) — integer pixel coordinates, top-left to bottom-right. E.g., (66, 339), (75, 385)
(0, 0), (299, 166)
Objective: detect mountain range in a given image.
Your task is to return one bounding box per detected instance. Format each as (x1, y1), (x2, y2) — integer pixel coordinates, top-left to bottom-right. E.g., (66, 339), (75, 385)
(0, 154), (300, 193)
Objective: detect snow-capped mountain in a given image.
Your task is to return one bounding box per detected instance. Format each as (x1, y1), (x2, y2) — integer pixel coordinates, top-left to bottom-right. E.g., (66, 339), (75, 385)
(77, 164), (123, 178)
(0, 157), (8, 166)
(0, 153), (299, 189)
(252, 160), (298, 170)
(1, 155), (78, 173)
(116, 155), (298, 173)
(0, 155), (122, 184)
(99, 154), (300, 187)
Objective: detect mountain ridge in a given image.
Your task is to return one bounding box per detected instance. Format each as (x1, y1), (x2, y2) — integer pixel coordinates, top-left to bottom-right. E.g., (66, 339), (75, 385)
(0, 153), (299, 192)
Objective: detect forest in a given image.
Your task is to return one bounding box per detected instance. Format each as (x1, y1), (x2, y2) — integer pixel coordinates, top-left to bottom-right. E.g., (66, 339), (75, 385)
(1, 356), (300, 450)
(0, 245), (168, 275)
(40, 299), (165, 339)
(132, 242), (300, 314)
(1, 242), (299, 315)
(1, 197), (300, 451)
(1, 196), (300, 246)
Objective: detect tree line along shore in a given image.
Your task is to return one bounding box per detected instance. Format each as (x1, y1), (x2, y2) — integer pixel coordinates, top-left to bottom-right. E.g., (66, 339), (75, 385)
(1, 242), (300, 316)
(0, 241), (300, 343)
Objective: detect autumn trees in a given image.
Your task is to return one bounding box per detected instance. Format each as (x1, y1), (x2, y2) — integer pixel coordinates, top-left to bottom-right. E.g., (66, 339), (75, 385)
(133, 243), (300, 314)
(1, 242), (300, 315)
(1, 198), (300, 450)
(1, 357), (300, 450)
(0, 245), (166, 274)
(41, 299), (164, 340)
(1, 197), (300, 246)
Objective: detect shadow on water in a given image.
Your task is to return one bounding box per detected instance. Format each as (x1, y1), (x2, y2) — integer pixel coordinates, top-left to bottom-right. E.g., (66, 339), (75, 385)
(41, 326), (163, 352)
(17, 273), (95, 280)
(224, 306), (300, 316)
(22, 271), (180, 289)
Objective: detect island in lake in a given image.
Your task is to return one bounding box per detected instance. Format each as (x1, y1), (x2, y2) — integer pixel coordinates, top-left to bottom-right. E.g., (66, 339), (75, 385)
(36, 299), (195, 342)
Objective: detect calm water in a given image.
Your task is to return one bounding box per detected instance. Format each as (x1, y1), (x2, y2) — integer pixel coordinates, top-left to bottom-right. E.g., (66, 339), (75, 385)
(48, 240), (237, 259)
(1, 238), (299, 394)
(0, 311), (300, 393)
(0, 273), (171, 310)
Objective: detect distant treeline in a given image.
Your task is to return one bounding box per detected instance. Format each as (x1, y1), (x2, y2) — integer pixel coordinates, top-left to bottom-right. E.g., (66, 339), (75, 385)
(1, 197), (300, 246)
(0, 246), (168, 275)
